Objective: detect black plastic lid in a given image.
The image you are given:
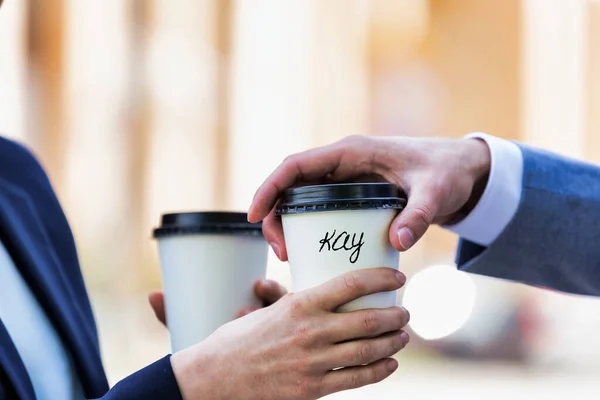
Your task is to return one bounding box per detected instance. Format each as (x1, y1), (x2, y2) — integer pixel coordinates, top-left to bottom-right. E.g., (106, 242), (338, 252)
(153, 212), (263, 238)
(276, 183), (406, 216)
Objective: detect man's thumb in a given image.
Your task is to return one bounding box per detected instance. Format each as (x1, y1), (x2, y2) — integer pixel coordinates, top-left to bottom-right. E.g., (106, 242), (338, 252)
(389, 189), (438, 251)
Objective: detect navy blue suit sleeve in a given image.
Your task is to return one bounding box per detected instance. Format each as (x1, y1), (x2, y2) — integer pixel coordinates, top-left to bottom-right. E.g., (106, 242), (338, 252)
(96, 356), (182, 400)
(456, 143), (600, 296)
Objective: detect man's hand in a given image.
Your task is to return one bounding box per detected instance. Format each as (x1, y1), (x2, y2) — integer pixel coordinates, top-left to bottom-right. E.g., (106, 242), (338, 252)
(148, 279), (288, 325)
(170, 268), (410, 400)
(248, 135), (491, 258)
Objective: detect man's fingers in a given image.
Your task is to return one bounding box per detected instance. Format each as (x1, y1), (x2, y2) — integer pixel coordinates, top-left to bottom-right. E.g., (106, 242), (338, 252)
(322, 331), (408, 370)
(254, 279), (288, 306)
(320, 357), (398, 397)
(308, 268), (405, 311)
(248, 144), (346, 223)
(326, 306), (410, 343)
(389, 186), (439, 251)
(261, 208), (288, 261)
(248, 136), (380, 223)
(148, 291), (166, 326)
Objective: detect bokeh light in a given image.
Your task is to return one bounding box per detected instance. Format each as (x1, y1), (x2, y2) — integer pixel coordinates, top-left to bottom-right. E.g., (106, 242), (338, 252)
(403, 264), (477, 341)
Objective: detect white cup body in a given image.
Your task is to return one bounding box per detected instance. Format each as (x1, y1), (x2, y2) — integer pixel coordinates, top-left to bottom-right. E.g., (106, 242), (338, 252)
(157, 234), (267, 352)
(282, 209), (399, 312)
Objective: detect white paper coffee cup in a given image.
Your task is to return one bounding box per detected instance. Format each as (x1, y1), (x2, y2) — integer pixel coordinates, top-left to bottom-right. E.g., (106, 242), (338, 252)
(153, 212), (267, 352)
(278, 183), (405, 312)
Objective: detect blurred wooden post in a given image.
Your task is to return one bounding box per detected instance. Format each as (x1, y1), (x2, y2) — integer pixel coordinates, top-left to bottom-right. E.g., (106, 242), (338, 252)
(422, 0), (521, 140)
(587, 1), (600, 162)
(123, 0), (152, 289)
(0, 0), (28, 141)
(521, 0), (587, 157)
(228, 1), (318, 288)
(214, 0), (233, 207)
(227, 0), (316, 210)
(367, 0), (433, 137)
(146, 0), (221, 221)
(26, 0), (66, 192)
(312, 1), (369, 146)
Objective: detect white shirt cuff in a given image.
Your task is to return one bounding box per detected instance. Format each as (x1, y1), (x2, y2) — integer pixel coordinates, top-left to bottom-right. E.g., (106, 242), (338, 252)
(444, 132), (524, 247)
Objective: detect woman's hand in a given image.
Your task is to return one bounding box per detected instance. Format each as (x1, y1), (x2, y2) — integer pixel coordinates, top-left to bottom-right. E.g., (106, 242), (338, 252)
(170, 268), (410, 400)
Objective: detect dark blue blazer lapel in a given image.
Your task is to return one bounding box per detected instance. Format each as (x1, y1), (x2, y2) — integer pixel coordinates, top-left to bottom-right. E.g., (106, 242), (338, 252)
(0, 320), (35, 400)
(0, 138), (109, 398)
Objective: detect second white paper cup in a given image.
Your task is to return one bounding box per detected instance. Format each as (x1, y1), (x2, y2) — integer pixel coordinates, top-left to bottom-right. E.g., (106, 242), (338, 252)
(154, 212), (267, 352)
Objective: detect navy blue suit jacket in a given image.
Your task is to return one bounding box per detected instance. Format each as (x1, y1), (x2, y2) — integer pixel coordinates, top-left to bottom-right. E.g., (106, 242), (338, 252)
(457, 143), (600, 296)
(0, 137), (182, 399)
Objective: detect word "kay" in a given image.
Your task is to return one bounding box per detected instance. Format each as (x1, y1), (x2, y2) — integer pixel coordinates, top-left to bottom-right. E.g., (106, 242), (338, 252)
(318, 230), (365, 264)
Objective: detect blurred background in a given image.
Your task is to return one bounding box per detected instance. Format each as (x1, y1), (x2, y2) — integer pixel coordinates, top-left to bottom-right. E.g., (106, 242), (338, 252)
(1, 0), (600, 398)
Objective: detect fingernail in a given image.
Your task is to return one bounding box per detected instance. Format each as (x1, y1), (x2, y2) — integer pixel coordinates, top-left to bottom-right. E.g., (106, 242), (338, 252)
(401, 307), (411, 323)
(395, 270), (405, 284)
(386, 359), (398, 372)
(398, 228), (415, 250)
(400, 331), (410, 346)
(269, 242), (281, 259)
(262, 279), (274, 290)
(255, 279), (266, 290)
